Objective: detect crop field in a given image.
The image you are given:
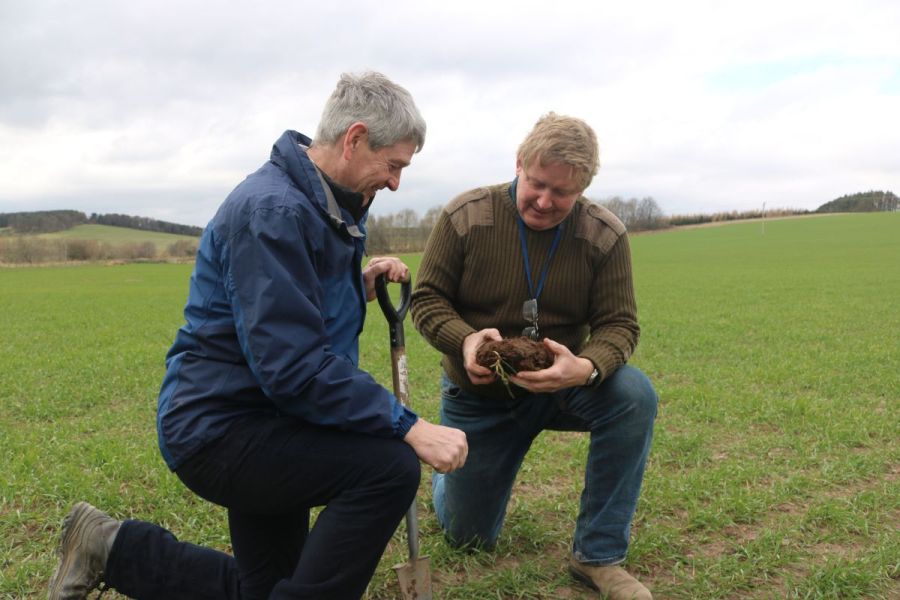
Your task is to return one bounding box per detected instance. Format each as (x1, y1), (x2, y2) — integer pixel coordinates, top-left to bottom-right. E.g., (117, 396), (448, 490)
(1, 212), (897, 599)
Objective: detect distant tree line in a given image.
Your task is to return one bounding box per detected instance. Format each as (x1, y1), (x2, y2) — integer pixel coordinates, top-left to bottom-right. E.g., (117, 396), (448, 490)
(0, 210), (87, 234)
(0, 210), (202, 236)
(90, 213), (203, 236)
(666, 207), (808, 227)
(4, 189), (892, 262)
(365, 206), (442, 254)
(816, 190), (898, 213)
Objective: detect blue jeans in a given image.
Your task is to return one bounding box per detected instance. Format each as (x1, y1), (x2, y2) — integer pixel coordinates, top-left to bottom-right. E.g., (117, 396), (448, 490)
(432, 365), (656, 565)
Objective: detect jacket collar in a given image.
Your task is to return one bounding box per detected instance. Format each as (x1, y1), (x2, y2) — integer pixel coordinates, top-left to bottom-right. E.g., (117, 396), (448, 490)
(269, 130), (365, 239)
(311, 166), (365, 239)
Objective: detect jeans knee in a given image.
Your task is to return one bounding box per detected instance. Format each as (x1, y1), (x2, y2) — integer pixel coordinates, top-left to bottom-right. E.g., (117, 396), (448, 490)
(433, 474), (501, 552)
(441, 513), (498, 552)
(611, 366), (658, 423)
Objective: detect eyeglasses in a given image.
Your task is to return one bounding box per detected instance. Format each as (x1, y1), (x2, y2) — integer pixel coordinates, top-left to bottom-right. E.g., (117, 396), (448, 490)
(522, 298), (540, 341)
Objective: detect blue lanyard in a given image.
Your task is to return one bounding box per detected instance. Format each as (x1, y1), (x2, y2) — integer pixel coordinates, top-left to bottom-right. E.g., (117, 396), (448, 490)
(516, 213), (563, 301)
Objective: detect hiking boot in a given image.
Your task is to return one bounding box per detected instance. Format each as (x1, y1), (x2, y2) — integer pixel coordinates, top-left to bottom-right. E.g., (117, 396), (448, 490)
(569, 557), (652, 600)
(48, 502), (121, 600)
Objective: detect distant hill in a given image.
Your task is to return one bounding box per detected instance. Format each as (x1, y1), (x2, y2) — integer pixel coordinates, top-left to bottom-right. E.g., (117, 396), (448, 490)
(39, 224), (199, 251)
(817, 191), (898, 213)
(0, 209), (202, 236)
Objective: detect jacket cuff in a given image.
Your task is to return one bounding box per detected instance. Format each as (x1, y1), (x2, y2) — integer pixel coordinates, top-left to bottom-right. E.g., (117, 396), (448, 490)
(393, 406), (419, 438)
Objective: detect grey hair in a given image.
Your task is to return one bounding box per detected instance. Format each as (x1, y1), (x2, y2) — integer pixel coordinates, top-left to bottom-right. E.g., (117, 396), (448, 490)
(314, 72), (426, 152)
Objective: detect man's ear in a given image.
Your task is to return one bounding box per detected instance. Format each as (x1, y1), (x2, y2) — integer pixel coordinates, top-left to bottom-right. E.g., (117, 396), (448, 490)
(342, 122), (369, 160)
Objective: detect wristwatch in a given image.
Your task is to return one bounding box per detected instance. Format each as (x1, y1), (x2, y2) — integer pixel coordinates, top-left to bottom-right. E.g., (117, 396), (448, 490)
(584, 367), (599, 387)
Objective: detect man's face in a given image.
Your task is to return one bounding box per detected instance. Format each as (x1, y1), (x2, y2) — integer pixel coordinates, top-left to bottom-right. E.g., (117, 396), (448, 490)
(345, 138), (417, 205)
(515, 158), (582, 230)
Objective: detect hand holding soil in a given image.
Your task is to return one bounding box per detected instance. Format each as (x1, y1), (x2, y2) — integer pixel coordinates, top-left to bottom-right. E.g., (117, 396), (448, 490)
(473, 336), (554, 397)
(474, 336), (554, 374)
(509, 338), (598, 394)
(461, 328), (503, 385)
(464, 332), (590, 394)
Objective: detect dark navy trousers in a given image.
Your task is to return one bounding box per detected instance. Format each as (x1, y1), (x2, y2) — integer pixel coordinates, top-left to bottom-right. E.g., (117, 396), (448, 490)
(104, 415), (420, 599)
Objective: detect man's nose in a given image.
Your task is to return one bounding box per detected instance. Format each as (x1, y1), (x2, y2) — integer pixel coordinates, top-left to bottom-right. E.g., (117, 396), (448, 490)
(386, 174), (400, 192)
(535, 192), (553, 210)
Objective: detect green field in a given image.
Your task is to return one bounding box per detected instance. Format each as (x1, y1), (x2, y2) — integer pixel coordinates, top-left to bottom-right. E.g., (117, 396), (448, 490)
(1, 213), (897, 598)
(38, 224), (199, 251)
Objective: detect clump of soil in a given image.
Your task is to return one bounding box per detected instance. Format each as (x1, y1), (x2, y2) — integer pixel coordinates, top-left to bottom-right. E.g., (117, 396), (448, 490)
(475, 337), (554, 375)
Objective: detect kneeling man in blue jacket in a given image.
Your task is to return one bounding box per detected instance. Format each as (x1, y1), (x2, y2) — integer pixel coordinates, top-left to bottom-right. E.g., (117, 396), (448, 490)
(48, 71), (468, 600)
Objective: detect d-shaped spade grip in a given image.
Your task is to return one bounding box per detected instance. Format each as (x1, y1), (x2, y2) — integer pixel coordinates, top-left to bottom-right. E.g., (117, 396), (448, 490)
(375, 274), (412, 350)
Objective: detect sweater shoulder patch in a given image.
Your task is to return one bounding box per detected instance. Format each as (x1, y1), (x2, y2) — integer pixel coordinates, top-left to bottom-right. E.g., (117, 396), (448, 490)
(445, 187), (494, 236)
(575, 201), (627, 253)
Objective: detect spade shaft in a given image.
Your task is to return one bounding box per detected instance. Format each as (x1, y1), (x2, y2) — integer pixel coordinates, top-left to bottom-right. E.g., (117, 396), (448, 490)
(375, 275), (433, 600)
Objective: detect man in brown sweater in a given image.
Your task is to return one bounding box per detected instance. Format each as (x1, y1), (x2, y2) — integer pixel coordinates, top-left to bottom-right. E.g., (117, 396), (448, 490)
(411, 113), (657, 599)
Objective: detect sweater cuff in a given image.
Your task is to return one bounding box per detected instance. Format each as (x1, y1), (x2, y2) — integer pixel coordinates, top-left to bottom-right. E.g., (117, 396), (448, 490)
(579, 349), (621, 385)
(434, 319), (477, 358)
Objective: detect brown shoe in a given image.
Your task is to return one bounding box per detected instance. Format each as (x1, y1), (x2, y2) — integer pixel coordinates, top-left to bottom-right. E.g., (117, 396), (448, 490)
(48, 502), (121, 600)
(569, 557), (652, 600)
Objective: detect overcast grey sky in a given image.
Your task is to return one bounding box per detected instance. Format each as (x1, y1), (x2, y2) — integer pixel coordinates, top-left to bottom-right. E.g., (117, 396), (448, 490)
(2, 0), (898, 226)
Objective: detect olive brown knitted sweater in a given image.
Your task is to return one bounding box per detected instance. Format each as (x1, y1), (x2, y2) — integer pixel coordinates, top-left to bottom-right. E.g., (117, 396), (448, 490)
(411, 182), (640, 401)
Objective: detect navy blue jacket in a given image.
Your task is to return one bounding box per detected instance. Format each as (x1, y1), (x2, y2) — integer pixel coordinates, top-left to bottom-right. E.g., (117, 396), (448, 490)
(157, 130), (418, 470)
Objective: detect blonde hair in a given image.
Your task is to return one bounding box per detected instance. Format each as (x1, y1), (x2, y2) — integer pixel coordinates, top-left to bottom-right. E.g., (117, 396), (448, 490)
(517, 112), (599, 191)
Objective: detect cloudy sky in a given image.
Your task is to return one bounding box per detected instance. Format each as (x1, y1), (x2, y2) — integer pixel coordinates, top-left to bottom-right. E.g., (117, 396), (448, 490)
(2, 0), (898, 227)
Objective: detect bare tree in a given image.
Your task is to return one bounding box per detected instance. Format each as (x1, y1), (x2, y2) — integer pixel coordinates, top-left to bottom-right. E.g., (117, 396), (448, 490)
(420, 205), (443, 232)
(635, 197), (664, 230)
(595, 196), (666, 231)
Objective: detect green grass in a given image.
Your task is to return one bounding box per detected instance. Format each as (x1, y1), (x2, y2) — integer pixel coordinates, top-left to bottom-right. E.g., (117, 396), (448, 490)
(37, 224), (198, 251)
(1, 213), (898, 598)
